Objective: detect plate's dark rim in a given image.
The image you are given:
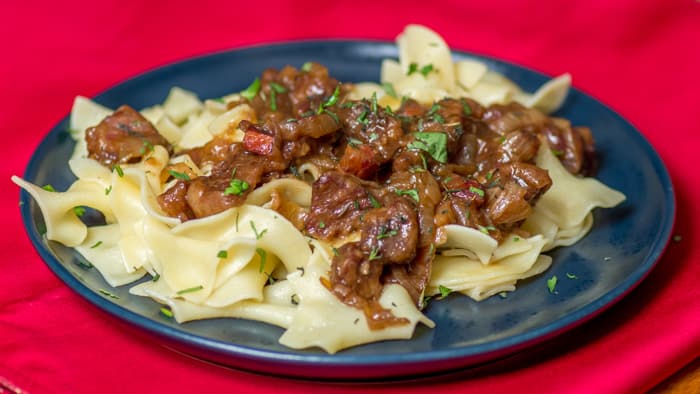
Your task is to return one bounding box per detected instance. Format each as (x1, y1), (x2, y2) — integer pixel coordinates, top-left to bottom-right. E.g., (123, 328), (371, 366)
(19, 39), (676, 375)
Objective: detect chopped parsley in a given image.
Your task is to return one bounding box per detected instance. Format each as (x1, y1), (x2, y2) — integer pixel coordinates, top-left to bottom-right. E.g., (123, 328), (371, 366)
(438, 285), (453, 298)
(113, 164), (124, 177)
(317, 84), (340, 114)
(269, 82), (287, 93)
(377, 228), (398, 239)
(224, 178), (249, 195)
(368, 248), (381, 261)
(469, 186), (485, 197)
(104, 185), (112, 195)
(291, 293), (300, 305)
(301, 62), (313, 72)
(168, 169), (190, 181)
(407, 132), (448, 163)
(256, 248), (267, 273)
(240, 78), (261, 100)
(381, 82), (397, 98)
(159, 307), (173, 318)
(407, 62), (435, 77)
(177, 285), (204, 295)
(547, 275), (558, 293)
(395, 188), (420, 203)
(368, 193), (381, 208)
(566, 272), (578, 279)
(42, 184), (56, 192)
(217, 250), (228, 259)
(250, 221), (267, 240)
(98, 289), (120, 299)
(90, 240), (103, 249)
(73, 206), (86, 217)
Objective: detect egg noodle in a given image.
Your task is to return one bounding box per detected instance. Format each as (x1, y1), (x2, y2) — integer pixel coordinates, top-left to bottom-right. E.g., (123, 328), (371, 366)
(13, 25), (624, 353)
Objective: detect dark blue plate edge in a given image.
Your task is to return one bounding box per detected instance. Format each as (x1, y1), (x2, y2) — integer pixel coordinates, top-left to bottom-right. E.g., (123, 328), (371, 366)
(17, 40), (676, 380)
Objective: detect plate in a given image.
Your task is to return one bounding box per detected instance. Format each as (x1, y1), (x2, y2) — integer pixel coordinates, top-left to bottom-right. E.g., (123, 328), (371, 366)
(19, 40), (675, 380)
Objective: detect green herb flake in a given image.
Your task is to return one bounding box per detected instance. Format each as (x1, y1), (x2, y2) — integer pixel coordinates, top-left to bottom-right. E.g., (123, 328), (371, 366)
(332, 247), (340, 257)
(177, 285), (204, 295)
(395, 188), (420, 203)
(104, 185), (112, 195)
(301, 62), (313, 72)
(217, 250), (228, 259)
(368, 248), (381, 261)
(347, 137), (363, 148)
(377, 228), (398, 240)
(113, 164), (124, 177)
(168, 169), (190, 181)
(42, 184), (56, 192)
(499, 292), (508, 299)
(224, 178), (250, 196)
(547, 275), (558, 294)
(407, 62), (419, 76)
(381, 82), (397, 98)
(368, 193), (382, 208)
(469, 186), (485, 197)
(551, 148), (564, 157)
(407, 132), (448, 163)
(357, 109), (369, 125)
(90, 240), (103, 249)
(73, 206), (86, 217)
(461, 99), (473, 116)
(438, 284), (453, 298)
(318, 84), (340, 112)
(369, 132), (379, 142)
(98, 289), (120, 299)
(291, 293), (300, 305)
(370, 92), (378, 114)
(269, 89), (278, 111)
(256, 248), (267, 273)
(140, 140), (154, 155)
(319, 221), (326, 228)
(152, 272), (160, 282)
(250, 221), (267, 240)
(419, 64), (434, 77)
(566, 272), (578, 279)
(269, 82), (287, 93)
(240, 77), (261, 100)
(159, 307), (173, 318)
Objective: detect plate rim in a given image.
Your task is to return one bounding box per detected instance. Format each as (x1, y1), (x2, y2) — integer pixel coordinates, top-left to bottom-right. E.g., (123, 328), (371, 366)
(18, 39), (676, 379)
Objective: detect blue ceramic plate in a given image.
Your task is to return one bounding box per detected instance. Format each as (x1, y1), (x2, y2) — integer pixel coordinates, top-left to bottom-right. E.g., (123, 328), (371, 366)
(19, 41), (675, 380)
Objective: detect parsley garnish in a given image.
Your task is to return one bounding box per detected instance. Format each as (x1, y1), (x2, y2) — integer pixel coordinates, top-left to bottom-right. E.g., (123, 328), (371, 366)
(104, 185), (112, 195)
(301, 62), (313, 72)
(407, 132), (448, 163)
(250, 221), (267, 240)
(395, 188), (420, 203)
(42, 184), (56, 192)
(256, 248), (267, 273)
(317, 84), (340, 114)
(113, 164), (124, 177)
(377, 228), (398, 239)
(381, 82), (397, 98)
(140, 140), (154, 155)
(368, 248), (381, 261)
(159, 307), (173, 318)
(177, 285), (204, 295)
(90, 240), (103, 249)
(407, 62), (435, 77)
(438, 285), (453, 298)
(469, 186), (485, 197)
(74, 206), (86, 217)
(269, 82), (287, 93)
(217, 250), (228, 259)
(547, 276), (558, 293)
(224, 178), (249, 195)
(368, 193), (381, 208)
(168, 169), (190, 181)
(98, 289), (120, 299)
(566, 272), (578, 279)
(240, 78), (261, 100)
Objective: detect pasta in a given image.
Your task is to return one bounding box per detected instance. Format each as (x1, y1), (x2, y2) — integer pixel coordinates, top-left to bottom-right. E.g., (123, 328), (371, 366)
(13, 24), (625, 353)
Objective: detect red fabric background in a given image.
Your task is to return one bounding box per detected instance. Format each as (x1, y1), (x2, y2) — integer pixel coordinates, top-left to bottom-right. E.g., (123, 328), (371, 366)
(1, 1), (699, 393)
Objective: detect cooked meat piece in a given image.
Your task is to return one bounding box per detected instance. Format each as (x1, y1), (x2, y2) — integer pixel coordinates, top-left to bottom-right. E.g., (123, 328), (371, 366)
(326, 243), (409, 330)
(384, 244), (434, 305)
(305, 171), (379, 240)
(85, 105), (171, 166)
(359, 195), (418, 264)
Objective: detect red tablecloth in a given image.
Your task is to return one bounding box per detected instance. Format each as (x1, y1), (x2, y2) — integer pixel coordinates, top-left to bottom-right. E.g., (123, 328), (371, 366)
(2, 1), (699, 393)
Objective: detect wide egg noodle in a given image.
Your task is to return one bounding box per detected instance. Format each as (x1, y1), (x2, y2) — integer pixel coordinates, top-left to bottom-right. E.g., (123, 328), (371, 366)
(278, 245), (434, 354)
(428, 235), (549, 301)
(129, 277), (296, 328)
(12, 176), (110, 247)
(171, 205), (312, 274)
(531, 141), (626, 230)
(74, 224), (147, 287)
(437, 225), (498, 265)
